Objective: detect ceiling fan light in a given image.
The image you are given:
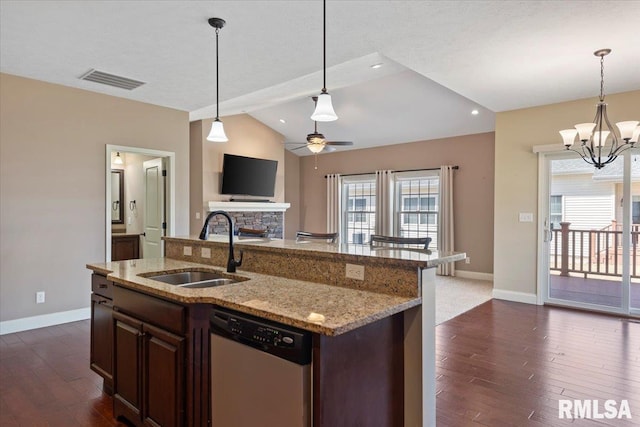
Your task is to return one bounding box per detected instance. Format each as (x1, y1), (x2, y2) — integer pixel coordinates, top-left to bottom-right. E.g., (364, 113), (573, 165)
(308, 143), (325, 154)
(207, 119), (228, 142)
(311, 93), (338, 122)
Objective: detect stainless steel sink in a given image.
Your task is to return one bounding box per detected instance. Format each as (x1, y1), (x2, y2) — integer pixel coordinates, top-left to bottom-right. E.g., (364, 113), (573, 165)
(145, 270), (240, 288)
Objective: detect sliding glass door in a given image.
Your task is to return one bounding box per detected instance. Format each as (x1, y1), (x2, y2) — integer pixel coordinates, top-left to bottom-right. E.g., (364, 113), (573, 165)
(541, 151), (639, 316)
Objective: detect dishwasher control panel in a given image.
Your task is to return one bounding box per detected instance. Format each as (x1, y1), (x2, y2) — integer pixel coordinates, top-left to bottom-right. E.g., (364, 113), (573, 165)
(211, 306), (312, 365)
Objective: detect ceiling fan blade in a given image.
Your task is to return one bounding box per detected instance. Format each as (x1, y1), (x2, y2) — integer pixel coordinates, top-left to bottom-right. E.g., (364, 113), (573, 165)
(325, 141), (354, 146)
(284, 142), (307, 145)
(289, 145), (309, 151)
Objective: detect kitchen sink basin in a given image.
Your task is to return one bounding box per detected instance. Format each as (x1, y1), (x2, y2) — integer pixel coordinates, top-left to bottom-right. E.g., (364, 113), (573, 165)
(144, 270), (242, 288)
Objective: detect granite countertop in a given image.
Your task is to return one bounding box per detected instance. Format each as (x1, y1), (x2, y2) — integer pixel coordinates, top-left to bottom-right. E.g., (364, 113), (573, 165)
(167, 235), (465, 269)
(87, 258), (421, 336)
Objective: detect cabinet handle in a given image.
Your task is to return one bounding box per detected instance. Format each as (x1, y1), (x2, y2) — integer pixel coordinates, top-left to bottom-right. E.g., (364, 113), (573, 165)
(99, 284), (108, 288)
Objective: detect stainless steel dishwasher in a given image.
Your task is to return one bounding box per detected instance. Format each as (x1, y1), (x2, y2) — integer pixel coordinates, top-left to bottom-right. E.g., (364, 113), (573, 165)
(210, 306), (312, 427)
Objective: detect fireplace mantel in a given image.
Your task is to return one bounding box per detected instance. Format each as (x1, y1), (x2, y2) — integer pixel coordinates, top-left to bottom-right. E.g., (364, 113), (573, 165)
(207, 201), (291, 213)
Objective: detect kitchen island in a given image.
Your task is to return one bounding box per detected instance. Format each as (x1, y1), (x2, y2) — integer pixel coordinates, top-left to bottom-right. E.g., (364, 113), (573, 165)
(87, 236), (464, 427)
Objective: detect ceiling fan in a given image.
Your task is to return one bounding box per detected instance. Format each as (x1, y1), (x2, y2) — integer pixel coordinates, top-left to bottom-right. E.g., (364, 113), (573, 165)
(286, 97), (354, 154)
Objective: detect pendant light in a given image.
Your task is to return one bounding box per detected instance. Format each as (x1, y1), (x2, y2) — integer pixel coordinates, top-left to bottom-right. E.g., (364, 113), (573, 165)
(207, 17), (228, 142)
(311, 0), (338, 122)
(559, 49), (639, 169)
(113, 152), (123, 165)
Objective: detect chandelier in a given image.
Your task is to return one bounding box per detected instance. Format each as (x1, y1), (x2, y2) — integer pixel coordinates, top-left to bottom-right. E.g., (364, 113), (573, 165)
(559, 49), (639, 169)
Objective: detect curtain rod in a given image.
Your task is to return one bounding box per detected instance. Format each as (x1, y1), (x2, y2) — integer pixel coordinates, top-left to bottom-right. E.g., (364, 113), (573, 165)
(324, 166), (458, 179)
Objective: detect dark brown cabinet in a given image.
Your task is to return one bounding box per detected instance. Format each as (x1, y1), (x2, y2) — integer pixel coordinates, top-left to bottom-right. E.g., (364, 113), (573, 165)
(90, 274), (113, 394)
(113, 287), (187, 427)
(112, 234), (140, 261)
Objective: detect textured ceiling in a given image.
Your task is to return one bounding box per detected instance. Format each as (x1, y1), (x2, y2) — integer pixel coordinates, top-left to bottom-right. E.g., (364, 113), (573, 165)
(1, 1), (639, 154)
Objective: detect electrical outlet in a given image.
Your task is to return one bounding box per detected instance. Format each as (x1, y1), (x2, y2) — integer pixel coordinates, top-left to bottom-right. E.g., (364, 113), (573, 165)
(345, 264), (365, 280)
(36, 291), (45, 304)
(201, 247), (211, 258)
(183, 246), (192, 256)
(465, 257), (471, 264)
(195, 212), (201, 220)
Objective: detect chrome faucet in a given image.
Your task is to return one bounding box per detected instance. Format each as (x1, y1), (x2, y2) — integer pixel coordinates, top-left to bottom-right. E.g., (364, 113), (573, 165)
(198, 210), (243, 273)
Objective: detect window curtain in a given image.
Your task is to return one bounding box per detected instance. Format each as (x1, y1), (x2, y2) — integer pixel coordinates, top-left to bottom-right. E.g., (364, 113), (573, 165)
(437, 165), (455, 276)
(375, 170), (393, 236)
(326, 174), (341, 237)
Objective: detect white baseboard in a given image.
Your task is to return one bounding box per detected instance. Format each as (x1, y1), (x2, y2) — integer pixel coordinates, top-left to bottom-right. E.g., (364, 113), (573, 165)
(455, 270), (494, 282)
(492, 289), (538, 305)
(0, 307), (91, 335)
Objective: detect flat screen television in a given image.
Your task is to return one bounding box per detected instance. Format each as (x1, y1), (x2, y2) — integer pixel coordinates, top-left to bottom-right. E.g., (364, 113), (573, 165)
(221, 154), (278, 198)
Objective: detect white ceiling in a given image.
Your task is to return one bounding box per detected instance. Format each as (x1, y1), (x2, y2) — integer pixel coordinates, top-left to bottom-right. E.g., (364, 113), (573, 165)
(2, 1), (639, 155)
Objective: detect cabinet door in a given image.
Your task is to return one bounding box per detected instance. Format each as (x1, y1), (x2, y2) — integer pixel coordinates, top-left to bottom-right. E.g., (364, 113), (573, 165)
(142, 323), (185, 427)
(113, 311), (144, 422)
(90, 294), (113, 392)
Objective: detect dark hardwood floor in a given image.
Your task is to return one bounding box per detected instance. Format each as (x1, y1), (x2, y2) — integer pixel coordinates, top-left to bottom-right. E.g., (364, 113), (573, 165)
(1, 300), (638, 426)
(436, 300), (640, 426)
(0, 320), (125, 426)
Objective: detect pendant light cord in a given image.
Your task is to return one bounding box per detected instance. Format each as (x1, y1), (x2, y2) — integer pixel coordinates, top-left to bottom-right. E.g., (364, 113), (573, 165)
(216, 26), (220, 120)
(322, 0), (327, 94)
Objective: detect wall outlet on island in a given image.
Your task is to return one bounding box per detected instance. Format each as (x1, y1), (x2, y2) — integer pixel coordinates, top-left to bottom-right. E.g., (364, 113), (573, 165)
(183, 246), (192, 256)
(36, 291), (45, 304)
(345, 264), (365, 281)
(201, 247), (211, 258)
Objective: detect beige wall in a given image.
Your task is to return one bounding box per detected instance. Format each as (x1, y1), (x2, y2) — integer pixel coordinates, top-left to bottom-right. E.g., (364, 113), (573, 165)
(0, 73), (189, 322)
(284, 150), (301, 239)
(295, 132), (495, 274)
(494, 90), (640, 299)
(189, 120), (204, 236)
(190, 114), (286, 234)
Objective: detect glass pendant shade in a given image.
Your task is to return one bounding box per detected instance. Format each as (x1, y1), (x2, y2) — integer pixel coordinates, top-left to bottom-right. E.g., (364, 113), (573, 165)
(575, 123), (596, 141)
(559, 129), (578, 147)
(631, 127), (640, 144)
(307, 143), (325, 154)
(311, 93), (338, 122)
(207, 119), (228, 142)
(114, 152), (123, 165)
(593, 130), (610, 147)
(616, 121), (640, 140)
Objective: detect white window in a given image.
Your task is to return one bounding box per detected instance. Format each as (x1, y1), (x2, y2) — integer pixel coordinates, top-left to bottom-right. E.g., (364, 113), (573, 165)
(342, 177), (376, 244)
(395, 172), (439, 248)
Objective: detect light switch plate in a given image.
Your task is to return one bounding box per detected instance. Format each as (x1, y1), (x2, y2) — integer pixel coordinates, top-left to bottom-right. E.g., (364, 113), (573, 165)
(346, 263), (365, 280)
(183, 246), (192, 256)
(519, 212), (534, 222)
(36, 291), (45, 304)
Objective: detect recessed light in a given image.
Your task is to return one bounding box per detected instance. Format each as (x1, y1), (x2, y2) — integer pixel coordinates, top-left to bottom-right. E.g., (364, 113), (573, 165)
(279, 119), (286, 124)
(370, 63), (383, 69)
(471, 109), (479, 115)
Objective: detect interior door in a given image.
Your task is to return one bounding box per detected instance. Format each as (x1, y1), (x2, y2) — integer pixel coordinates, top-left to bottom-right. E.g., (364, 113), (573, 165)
(540, 152), (635, 315)
(143, 158), (165, 258)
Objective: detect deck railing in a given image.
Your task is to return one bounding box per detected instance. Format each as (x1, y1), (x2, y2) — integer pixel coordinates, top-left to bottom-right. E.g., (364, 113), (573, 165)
(550, 222), (640, 278)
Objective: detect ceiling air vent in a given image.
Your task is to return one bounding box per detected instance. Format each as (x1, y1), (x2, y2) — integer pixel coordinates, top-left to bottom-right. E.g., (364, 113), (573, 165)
(79, 69), (145, 90)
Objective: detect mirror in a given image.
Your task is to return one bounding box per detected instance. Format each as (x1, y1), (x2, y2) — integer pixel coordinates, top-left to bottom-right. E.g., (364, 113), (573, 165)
(111, 170), (124, 224)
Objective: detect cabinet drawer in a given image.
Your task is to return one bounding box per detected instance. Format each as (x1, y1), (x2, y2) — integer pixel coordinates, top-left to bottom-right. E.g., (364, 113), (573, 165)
(113, 286), (185, 335)
(92, 274), (113, 299)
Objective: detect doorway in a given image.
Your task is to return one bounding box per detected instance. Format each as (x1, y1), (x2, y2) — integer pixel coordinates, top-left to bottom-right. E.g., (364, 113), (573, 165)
(105, 145), (175, 262)
(538, 151), (640, 316)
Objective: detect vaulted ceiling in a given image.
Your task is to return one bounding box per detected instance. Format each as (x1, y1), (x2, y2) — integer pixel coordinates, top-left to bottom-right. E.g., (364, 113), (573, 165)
(2, 1), (639, 154)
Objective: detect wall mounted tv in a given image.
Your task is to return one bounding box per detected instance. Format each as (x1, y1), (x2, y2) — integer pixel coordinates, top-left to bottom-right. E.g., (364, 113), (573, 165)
(221, 154), (278, 198)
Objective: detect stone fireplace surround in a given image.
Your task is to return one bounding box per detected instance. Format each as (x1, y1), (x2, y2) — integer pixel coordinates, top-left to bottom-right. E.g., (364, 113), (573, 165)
(205, 201), (290, 239)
